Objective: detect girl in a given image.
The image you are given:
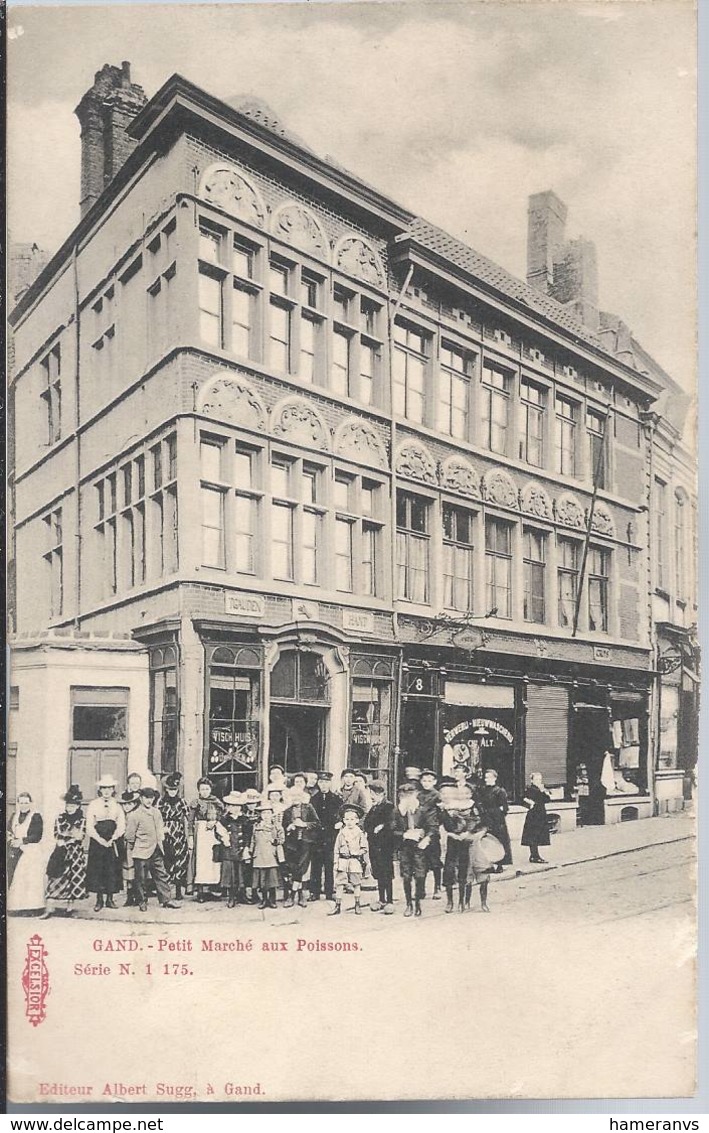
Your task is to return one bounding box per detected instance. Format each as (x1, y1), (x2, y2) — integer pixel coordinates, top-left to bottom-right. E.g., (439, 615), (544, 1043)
(44, 785), (87, 917)
(282, 775), (320, 908)
(159, 772), (191, 900)
(250, 802), (284, 909)
(215, 792), (251, 908)
(189, 777), (224, 902)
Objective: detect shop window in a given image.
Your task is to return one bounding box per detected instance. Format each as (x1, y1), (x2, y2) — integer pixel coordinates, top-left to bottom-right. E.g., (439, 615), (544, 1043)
(271, 650), (329, 703)
(149, 646), (178, 775)
(207, 649), (261, 792)
(350, 678), (393, 789)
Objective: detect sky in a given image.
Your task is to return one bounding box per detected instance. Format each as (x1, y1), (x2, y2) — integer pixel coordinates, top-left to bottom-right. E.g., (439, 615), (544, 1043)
(6, 0), (697, 392)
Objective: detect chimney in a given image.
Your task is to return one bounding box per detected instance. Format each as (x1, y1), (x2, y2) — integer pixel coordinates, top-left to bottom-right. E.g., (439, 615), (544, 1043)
(74, 62), (147, 217)
(527, 190), (568, 293)
(526, 191), (600, 332)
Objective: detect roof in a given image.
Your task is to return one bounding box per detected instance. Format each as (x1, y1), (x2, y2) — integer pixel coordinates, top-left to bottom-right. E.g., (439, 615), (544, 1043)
(400, 218), (605, 351)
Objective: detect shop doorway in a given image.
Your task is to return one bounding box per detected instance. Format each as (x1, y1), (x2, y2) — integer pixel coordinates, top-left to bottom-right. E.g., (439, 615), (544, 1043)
(573, 705), (611, 825)
(269, 704), (327, 776)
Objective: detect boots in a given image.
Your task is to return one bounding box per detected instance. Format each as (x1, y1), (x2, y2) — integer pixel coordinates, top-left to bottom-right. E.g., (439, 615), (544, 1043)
(404, 903), (414, 917)
(458, 883), (466, 913)
(94, 893), (104, 912)
(297, 889), (307, 908)
(226, 890), (235, 909)
(105, 895), (117, 910)
(283, 886), (294, 909)
(258, 891), (267, 910)
(328, 900), (342, 916)
(124, 885), (137, 908)
(414, 899), (422, 917)
(354, 898), (362, 915)
(175, 885), (183, 901)
(403, 879), (414, 917)
(267, 889), (277, 909)
(445, 886), (454, 914)
(464, 884), (472, 911)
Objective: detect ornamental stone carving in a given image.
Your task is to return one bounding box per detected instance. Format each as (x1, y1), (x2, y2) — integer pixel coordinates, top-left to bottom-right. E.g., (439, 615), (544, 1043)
(271, 203), (329, 260)
(335, 235), (385, 289)
(272, 398), (329, 450)
(334, 418), (388, 469)
(482, 468), (518, 509)
(440, 456), (481, 499)
(198, 375), (266, 430)
(590, 505), (615, 538)
(395, 442), (437, 486)
(521, 481), (553, 521)
(555, 492), (585, 530)
(199, 164), (266, 228)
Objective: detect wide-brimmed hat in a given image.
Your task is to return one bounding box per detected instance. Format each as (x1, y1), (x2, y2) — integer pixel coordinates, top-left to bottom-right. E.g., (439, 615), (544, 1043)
(120, 790), (139, 804)
(339, 803), (363, 819)
(96, 775), (117, 789)
(164, 772), (182, 790)
(243, 788), (261, 803)
(62, 784), (83, 804)
(223, 791), (244, 806)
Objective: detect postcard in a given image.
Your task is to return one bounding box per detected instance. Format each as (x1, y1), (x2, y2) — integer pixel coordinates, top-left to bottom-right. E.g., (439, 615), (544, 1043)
(5, 0), (698, 1105)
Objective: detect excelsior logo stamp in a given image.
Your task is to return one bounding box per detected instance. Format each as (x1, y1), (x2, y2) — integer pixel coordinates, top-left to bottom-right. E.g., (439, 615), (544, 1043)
(23, 934), (50, 1027)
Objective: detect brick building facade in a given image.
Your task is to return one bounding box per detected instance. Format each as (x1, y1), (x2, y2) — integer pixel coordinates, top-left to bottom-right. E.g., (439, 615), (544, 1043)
(8, 64), (695, 834)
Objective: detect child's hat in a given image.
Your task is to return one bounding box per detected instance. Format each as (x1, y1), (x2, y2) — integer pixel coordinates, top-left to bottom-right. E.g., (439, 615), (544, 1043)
(368, 780), (386, 795)
(243, 788), (261, 803)
(317, 770), (334, 781)
(398, 781), (419, 795)
(339, 803), (363, 819)
(140, 786), (159, 799)
(258, 802), (274, 812)
(223, 791), (244, 806)
(420, 768), (437, 779)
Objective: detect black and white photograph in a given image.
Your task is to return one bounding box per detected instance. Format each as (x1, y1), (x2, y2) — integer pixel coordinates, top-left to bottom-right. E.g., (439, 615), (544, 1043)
(4, 0), (698, 1106)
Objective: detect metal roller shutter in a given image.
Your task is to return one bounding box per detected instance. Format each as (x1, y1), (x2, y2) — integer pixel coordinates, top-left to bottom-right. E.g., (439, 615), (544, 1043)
(525, 684), (569, 786)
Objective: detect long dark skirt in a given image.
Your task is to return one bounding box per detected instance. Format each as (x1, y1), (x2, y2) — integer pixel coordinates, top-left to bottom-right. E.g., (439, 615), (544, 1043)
(283, 840), (313, 882)
(86, 839), (123, 895)
(521, 808), (550, 848)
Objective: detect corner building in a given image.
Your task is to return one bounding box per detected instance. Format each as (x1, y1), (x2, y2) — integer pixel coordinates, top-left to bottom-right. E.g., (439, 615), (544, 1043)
(10, 66), (675, 832)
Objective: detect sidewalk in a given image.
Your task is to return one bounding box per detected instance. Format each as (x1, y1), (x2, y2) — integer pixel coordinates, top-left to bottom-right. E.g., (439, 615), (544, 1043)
(53, 809), (695, 927)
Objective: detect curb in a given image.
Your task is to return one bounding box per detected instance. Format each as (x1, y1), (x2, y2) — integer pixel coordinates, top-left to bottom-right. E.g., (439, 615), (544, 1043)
(499, 830), (695, 882)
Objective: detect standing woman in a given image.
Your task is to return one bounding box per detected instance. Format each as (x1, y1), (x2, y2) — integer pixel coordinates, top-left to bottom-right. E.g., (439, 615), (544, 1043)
(521, 771), (551, 864)
(7, 792), (46, 916)
(44, 785), (88, 918)
(159, 772), (191, 901)
(188, 777), (224, 903)
(85, 775), (125, 911)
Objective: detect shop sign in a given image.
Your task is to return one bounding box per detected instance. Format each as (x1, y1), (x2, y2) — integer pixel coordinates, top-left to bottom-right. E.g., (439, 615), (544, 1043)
(292, 599), (319, 622)
(440, 712), (514, 778)
(209, 727), (258, 763)
(225, 593), (265, 618)
(343, 609), (375, 634)
(593, 646), (612, 661)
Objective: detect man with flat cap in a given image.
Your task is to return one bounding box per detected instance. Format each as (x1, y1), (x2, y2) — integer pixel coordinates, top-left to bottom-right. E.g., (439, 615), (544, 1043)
(309, 771), (342, 901)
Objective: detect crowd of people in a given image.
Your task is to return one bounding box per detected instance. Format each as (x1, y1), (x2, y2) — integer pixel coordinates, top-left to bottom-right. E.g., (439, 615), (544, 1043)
(6, 765), (553, 920)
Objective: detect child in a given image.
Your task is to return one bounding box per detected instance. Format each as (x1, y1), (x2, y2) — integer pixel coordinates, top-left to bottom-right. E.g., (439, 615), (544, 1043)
(118, 789), (140, 907)
(250, 802), (284, 909)
(362, 780), (396, 914)
(393, 782), (437, 917)
(441, 783), (492, 913)
(189, 777), (224, 903)
(241, 788), (262, 904)
(418, 769), (443, 899)
(159, 772), (191, 900)
(215, 792), (251, 908)
(282, 776), (320, 908)
(330, 804), (369, 916)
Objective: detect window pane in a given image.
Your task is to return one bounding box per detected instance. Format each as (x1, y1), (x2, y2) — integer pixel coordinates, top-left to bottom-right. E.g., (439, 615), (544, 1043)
(272, 461), (290, 498)
(201, 441), (222, 482)
(335, 518), (353, 591)
(300, 315), (316, 382)
(199, 228), (221, 263)
(269, 303), (290, 371)
(232, 287), (252, 356)
(235, 496), (255, 573)
(302, 510), (319, 585)
(269, 262), (289, 294)
(234, 449), (252, 490)
(362, 525), (376, 596)
(73, 705), (127, 741)
(271, 503), (293, 580)
(360, 344), (376, 405)
(233, 242), (254, 278)
(332, 331), (350, 396)
(334, 475), (351, 512)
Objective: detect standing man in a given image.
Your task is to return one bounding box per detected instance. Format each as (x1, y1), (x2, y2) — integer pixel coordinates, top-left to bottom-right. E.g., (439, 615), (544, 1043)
(309, 771), (341, 901)
(479, 768), (513, 870)
(125, 788), (181, 913)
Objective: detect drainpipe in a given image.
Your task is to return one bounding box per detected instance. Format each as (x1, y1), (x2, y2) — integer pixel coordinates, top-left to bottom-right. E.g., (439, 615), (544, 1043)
(388, 262), (414, 785)
(73, 243), (82, 631)
(643, 411), (659, 811)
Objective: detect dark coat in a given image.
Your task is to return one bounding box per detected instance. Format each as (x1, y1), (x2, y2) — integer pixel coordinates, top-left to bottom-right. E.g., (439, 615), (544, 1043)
(521, 784), (551, 847)
(478, 784), (509, 833)
(282, 801), (321, 880)
(309, 789), (343, 843)
(363, 799), (397, 879)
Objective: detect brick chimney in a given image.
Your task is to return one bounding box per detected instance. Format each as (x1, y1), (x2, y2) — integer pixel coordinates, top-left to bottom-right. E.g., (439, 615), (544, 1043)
(74, 62), (147, 217)
(526, 191), (599, 332)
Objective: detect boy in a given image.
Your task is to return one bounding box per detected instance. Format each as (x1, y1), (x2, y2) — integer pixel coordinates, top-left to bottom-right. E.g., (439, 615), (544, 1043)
(118, 789), (140, 907)
(478, 768), (512, 869)
(309, 771), (341, 901)
(124, 788), (181, 913)
(330, 804), (369, 916)
(362, 780), (396, 913)
(339, 768), (369, 812)
(418, 768), (443, 900)
(393, 782), (437, 917)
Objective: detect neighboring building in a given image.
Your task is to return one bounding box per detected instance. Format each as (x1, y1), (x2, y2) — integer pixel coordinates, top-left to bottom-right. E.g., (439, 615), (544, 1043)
(8, 64), (694, 832)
